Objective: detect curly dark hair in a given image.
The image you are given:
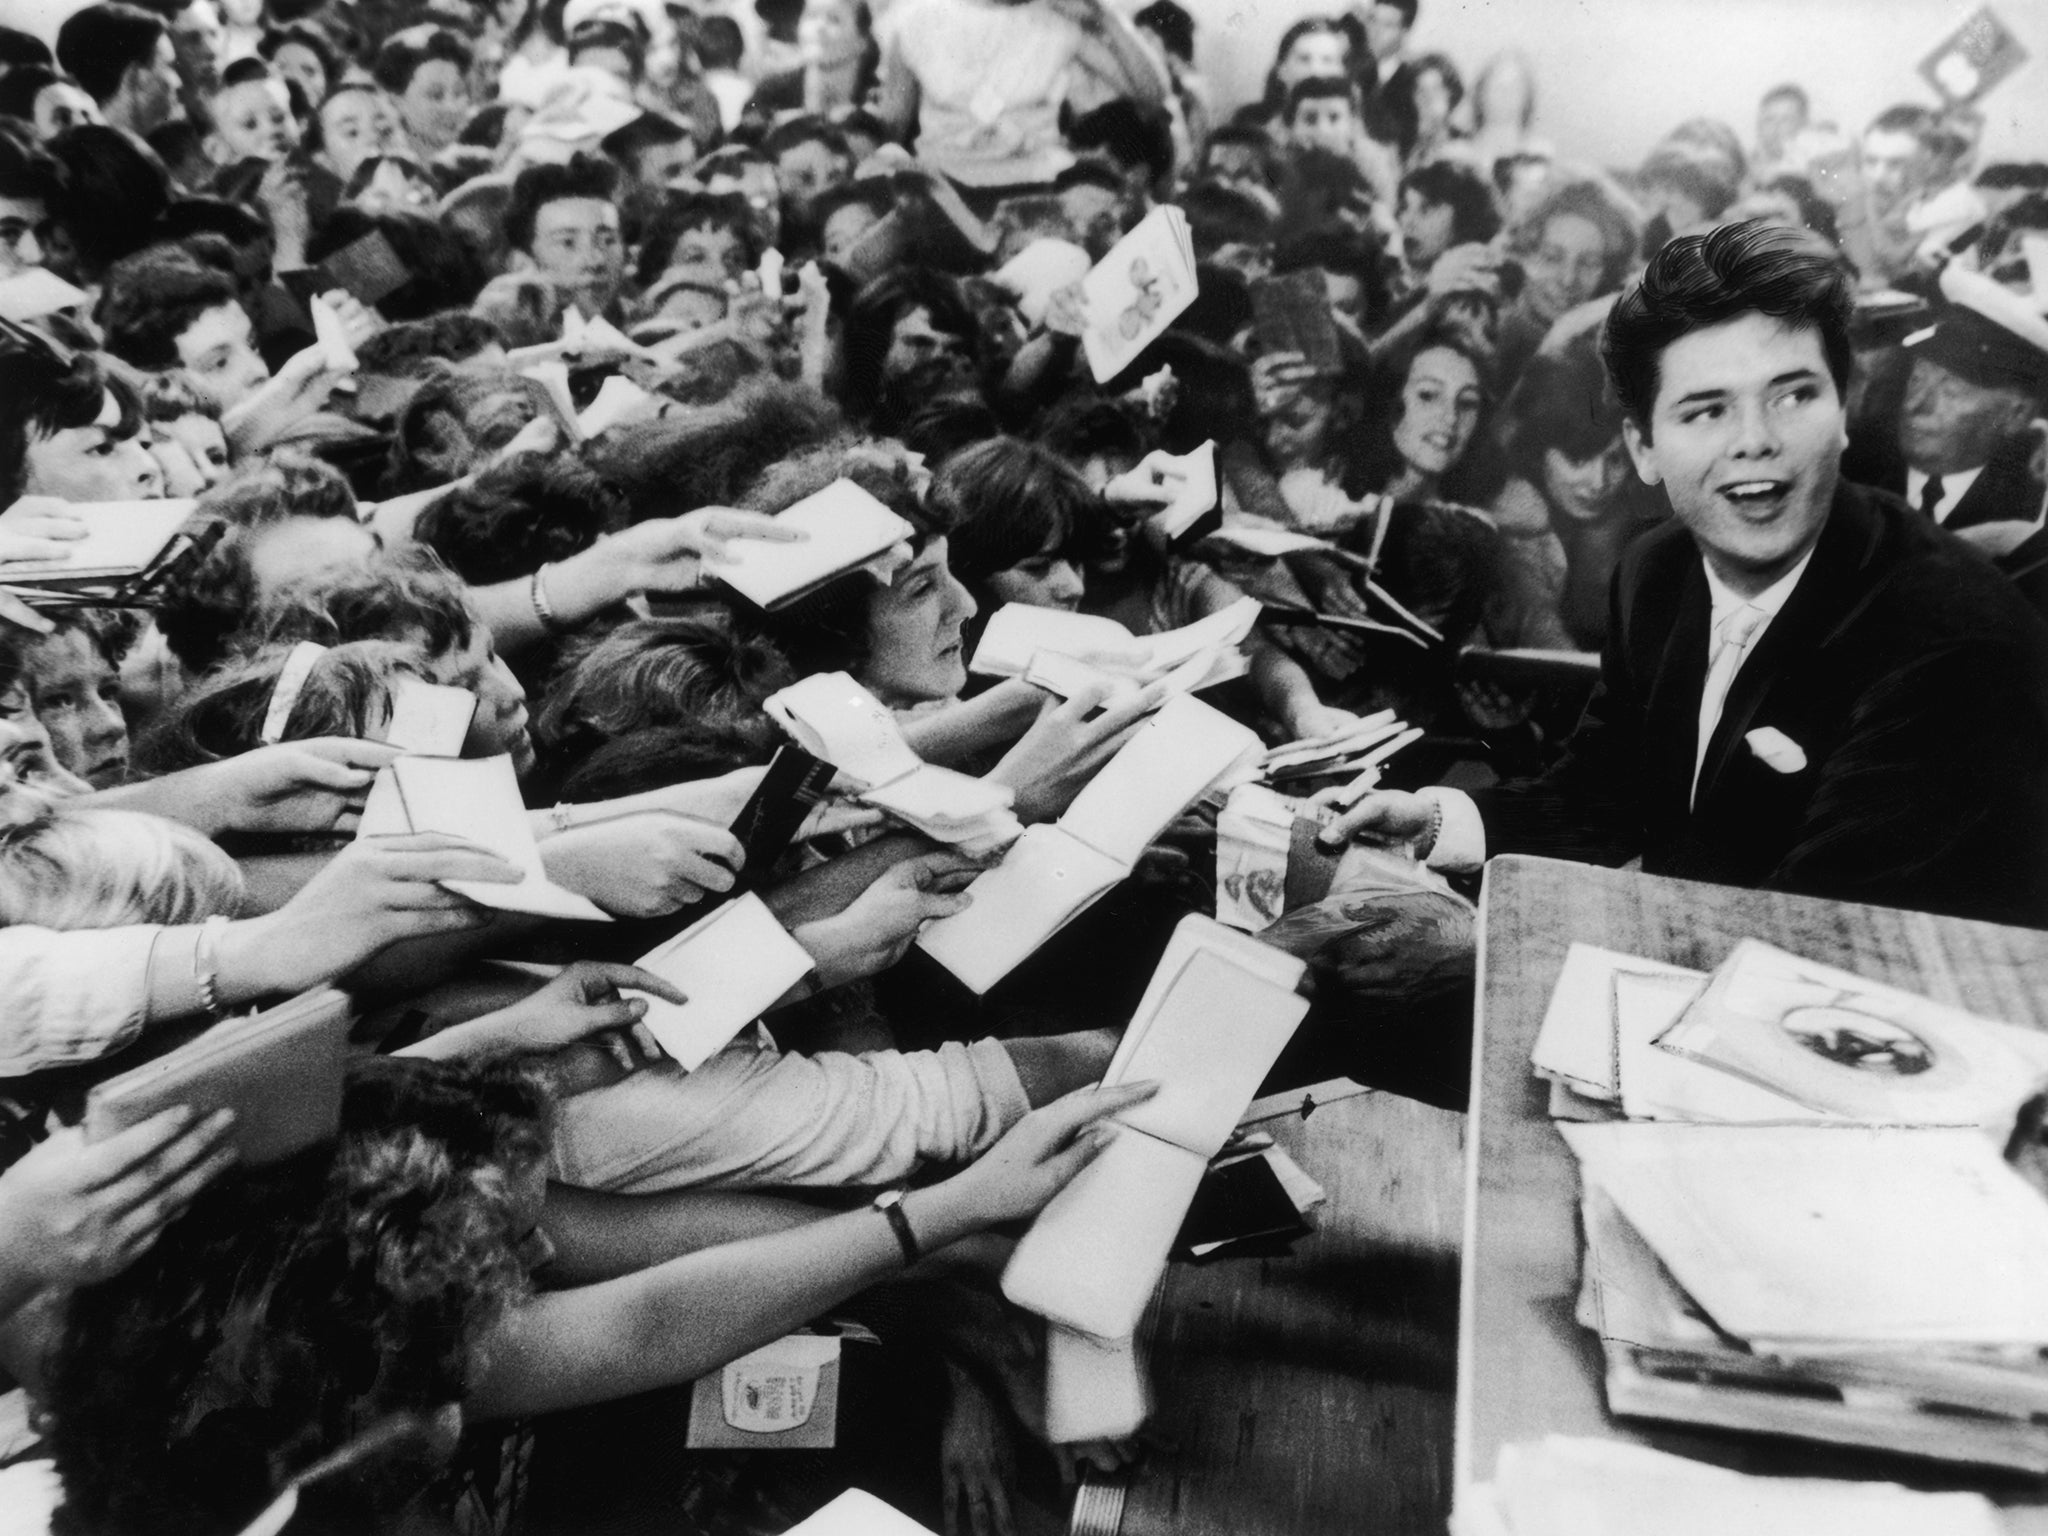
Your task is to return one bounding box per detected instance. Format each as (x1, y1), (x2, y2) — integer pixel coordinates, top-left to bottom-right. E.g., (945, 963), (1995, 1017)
(47, 1056), (550, 1536)
(587, 378), (844, 524)
(414, 451), (629, 586)
(1351, 321), (1505, 504)
(536, 610), (792, 786)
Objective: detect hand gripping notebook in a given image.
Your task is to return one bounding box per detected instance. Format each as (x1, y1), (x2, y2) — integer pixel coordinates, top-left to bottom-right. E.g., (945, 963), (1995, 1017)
(1002, 916), (1308, 1339)
(916, 696), (1262, 994)
(763, 672), (1020, 850)
(0, 497), (199, 587)
(713, 478), (917, 612)
(85, 989), (353, 1166)
(628, 893), (814, 1069)
(367, 754), (610, 921)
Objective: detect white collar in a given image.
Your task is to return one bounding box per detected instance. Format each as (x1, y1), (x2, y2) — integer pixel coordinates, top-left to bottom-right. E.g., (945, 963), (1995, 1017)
(1701, 544), (1814, 625)
(1905, 463), (1986, 522)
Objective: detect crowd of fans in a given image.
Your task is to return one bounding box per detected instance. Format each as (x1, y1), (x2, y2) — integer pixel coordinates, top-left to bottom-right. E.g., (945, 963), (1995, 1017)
(0, 0), (2042, 1529)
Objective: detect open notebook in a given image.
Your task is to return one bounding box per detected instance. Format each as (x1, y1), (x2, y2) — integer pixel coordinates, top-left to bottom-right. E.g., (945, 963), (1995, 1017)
(357, 754), (609, 921)
(0, 497), (198, 585)
(1002, 915), (1308, 1340)
(971, 595), (1260, 700)
(917, 695), (1261, 994)
(764, 672), (1020, 851)
(628, 893), (814, 1070)
(714, 479), (916, 611)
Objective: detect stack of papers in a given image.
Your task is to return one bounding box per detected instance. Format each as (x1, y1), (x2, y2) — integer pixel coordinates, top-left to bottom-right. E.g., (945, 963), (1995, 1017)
(1080, 203), (1197, 383)
(713, 479), (916, 612)
(1004, 916), (1308, 1437)
(1532, 941), (2048, 1128)
(763, 672), (1020, 851)
(970, 595), (1261, 702)
(1256, 710), (1419, 787)
(1537, 941), (2048, 1469)
(1457, 1436), (2003, 1536)
(916, 695), (1261, 993)
(1564, 1120), (2048, 1471)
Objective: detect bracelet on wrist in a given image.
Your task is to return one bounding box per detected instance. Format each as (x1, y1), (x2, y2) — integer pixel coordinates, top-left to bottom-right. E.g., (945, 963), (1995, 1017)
(1416, 794), (1444, 862)
(193, 914), (231, 1017)
(530, 563), (568, 635)
(872, 1187), (919, 1266)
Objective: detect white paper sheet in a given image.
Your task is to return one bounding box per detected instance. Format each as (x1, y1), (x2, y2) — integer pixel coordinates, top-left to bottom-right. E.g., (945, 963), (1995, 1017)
(1530, 944), (1704, 1099)
(780, 1489), (940, 1535)
(1562, 1120), (2048, 1347)
(913, 825), (1125, 995)
(714, 479), (915, 610)
(1045, 1325), (1150, 1443)
(0, 497), (197, 581)
(631, 893), (814, 1069)
(381, 677), (476, 757)
(385, 755), (610, 921)
(1061, 694), (1262, 867)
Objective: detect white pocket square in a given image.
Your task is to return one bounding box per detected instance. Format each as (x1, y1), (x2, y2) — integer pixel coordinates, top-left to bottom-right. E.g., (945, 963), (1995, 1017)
(1745, 727), (1807, 774)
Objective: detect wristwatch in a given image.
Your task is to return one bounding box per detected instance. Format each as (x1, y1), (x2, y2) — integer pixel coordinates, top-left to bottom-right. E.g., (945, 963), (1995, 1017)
(872, 1187), (920, 1266)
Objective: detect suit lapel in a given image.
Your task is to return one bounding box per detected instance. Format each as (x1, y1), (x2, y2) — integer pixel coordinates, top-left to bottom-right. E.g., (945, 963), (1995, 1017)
(1695, 485), (1882, 805)
(1944, 437), (2045, 533)
(1638, 560), (1712, 816)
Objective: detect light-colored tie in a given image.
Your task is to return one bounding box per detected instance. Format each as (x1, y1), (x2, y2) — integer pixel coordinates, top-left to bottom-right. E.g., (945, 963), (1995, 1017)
(1692, 602), (1769, 807)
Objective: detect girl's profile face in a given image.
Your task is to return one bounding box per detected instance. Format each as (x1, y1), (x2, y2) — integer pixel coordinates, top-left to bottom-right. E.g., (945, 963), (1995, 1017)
(858, 537), (977, 704)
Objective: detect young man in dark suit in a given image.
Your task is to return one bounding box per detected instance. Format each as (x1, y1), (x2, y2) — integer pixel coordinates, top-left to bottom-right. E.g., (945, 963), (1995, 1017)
(1324, 220), (2048, 927)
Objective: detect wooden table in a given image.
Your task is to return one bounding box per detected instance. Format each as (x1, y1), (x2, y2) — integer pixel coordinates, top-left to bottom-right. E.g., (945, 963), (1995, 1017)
(1456, 854), (2048, 1521)
(1074, 1081), (1466, 1536)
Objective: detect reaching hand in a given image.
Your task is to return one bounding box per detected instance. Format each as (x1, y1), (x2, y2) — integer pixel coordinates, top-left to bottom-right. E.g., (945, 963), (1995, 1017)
(439, 959), (683, 1062)
(230, 832), (522, 991)
(946, 1082), (1158, 1228)
(0, 1108), (238, 1294)
(223, 343), (354, 453)
(1251, 350), (1322, 416)
(539, 810), (743, 917)
(1313, 787), (1436, 850)
(0, 502), (88, 562)
(988, 680), (1164, 823)
(175, 737), (402, 837)
(793, 849), (984, 987)
(1423, 243), (1504, 303)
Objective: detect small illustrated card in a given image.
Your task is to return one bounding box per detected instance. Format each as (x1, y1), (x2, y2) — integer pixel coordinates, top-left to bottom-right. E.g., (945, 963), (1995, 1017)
(687, 1334), (843, 1449)
(1080, 204), (1197, 383)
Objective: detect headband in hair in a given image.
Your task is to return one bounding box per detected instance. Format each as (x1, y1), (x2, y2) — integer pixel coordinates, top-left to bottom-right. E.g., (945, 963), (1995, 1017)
(259, 642), (330, 745)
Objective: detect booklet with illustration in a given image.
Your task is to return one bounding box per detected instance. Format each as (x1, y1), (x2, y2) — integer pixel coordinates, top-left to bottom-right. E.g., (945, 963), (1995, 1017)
(1080, 203), (1197, 383)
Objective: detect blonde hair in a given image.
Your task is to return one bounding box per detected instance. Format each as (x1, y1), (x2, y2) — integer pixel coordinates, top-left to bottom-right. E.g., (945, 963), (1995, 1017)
(0, 807), (245, 930)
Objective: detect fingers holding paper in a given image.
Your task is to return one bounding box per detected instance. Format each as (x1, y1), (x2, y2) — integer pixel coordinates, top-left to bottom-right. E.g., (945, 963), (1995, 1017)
(956, 1081), (1161, 1225)
(1315, 788), (1436, 850)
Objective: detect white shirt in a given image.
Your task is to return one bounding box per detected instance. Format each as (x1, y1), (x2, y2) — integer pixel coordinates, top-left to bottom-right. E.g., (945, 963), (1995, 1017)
(1692, 550), (1812, 802)
(1905, 464), (1986, 526)
(1421, 550), (1815, 873)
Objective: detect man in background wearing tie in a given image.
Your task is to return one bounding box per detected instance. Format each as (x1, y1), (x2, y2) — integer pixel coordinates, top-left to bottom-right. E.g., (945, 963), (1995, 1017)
(1324, 220), (2048, 927)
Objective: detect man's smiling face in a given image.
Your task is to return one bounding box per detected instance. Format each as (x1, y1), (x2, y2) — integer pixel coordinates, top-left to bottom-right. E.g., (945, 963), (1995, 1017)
(1622, 310), (1847, 595)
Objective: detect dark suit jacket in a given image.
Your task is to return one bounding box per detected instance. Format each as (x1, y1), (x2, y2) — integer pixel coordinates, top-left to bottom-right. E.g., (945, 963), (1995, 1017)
(1849, 427), (2045, 533)
(1361, 61), (1419, 159)
(1470, 480), (2048, 927)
